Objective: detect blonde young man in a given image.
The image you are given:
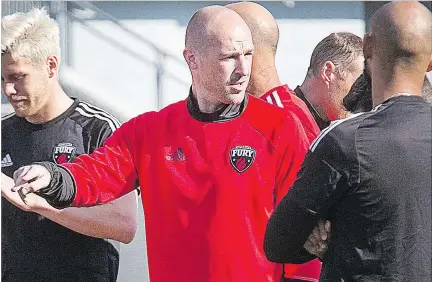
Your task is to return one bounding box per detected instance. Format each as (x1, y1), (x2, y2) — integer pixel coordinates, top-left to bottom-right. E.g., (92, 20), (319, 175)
(1, 9), (138, 282)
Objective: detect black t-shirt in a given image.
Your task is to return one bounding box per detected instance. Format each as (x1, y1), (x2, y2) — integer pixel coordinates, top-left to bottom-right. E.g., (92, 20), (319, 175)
(265, 96), (432, 281)
(1, 98), (122, 279)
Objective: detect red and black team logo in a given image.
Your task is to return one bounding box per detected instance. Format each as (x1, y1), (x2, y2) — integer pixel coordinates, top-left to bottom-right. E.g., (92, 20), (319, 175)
(229, 146), (256, 173)
(53, 143), (76, 164)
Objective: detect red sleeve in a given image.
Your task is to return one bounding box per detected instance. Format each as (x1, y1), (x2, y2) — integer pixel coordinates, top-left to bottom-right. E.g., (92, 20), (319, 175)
(284, 102), (320, 144)
(61, 116), (140, 206)
(274, 112), (310, 205)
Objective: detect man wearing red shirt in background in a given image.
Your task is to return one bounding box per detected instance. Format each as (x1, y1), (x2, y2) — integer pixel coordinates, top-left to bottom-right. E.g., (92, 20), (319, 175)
(4, 5), (311, 282)
(294, 32), (364, 129)
(227, 2), (320, 144)
(227, 2), (321, 282)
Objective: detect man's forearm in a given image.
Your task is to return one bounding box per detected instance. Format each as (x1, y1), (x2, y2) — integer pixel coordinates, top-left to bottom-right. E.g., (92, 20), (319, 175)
(265, 199), (318, 263)
(37, 191), (138, 243)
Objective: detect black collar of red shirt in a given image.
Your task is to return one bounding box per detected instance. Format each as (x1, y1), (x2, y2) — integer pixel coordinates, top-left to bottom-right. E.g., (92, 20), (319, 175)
(187, 87), (248, 122)
(294, 86), (330, 130)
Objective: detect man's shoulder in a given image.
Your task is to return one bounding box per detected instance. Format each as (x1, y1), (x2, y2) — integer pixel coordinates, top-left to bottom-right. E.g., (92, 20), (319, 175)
(310, 111), (374, 153)
(70, 100), (122, 132)
(243, 95), (302, 145)
(1, 112), (20, 131)
(247, 94), (292, 122)
(261, 84), (313, 117)
(160, 99), (187, 111)
(119, 99), (187, 135)
(1, 113), (22, 147)
(155, 99), (187, 120)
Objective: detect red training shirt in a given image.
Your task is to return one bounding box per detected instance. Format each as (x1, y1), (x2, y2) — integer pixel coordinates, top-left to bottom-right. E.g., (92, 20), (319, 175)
(262, 84), (320, 143)
(62, 93), (310, 282)
(261, 85), (322, 281)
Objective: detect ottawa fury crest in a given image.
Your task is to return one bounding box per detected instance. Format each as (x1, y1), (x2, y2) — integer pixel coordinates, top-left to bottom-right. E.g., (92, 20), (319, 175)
(53, 143), (76, 164)
(229, 146), (256, 173)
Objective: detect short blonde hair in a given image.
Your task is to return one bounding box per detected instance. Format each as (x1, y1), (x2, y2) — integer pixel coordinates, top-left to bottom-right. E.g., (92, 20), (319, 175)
(1, 8), (61, 65)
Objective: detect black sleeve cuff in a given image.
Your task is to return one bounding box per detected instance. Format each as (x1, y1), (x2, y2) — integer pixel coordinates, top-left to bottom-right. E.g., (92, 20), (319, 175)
(34, 162), (76, 209)
(296, 248), (318, 263)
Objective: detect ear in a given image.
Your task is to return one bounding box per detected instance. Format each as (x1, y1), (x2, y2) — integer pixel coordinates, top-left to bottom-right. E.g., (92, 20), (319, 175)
(46, 55), (59, 78)
(427, 54), (432, 72)
(320, 61), (336, 83)
(183, 48), (198, 70)
(363, 33), (373, 61)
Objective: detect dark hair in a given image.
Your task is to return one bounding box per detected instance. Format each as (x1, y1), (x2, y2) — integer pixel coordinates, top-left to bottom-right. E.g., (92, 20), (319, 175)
(343, 71), (373, 113)
(421, 76), (432, 104)
(307, 32), (363, 79)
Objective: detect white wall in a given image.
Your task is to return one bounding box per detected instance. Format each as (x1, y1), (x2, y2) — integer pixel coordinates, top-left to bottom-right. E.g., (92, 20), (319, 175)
(69, 1), (365, 112)
(277, 19), (365, 87)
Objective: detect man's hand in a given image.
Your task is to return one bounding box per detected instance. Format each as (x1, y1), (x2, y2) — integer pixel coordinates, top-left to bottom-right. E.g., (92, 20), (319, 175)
(2, 172), (51, 213)
(12, 165), (51, 196)
(303, 220), (331, 259)
(2, 172), (15, 194)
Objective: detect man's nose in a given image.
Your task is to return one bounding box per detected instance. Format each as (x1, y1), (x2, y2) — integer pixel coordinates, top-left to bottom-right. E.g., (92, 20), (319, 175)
(235, 55), (250, 77)
(3, 82), (17, 97)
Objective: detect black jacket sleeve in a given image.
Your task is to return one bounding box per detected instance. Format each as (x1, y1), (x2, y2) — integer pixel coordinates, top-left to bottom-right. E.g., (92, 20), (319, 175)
(35, 161), (76, 209)
(264, 198), (318, 263)
(264, 127), (356, 263)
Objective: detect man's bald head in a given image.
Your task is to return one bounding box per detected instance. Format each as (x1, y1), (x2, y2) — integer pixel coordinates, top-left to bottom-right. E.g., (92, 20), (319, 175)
(365, 2), (432, 105)
(183, 5), (254, 107)
(226, 2), (279, 56)
(185, 5), (251, 54)
(368, 2), (432, 71)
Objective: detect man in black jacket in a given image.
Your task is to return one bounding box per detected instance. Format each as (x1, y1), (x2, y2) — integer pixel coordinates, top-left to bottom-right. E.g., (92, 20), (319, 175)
(265, 2), (432, 281)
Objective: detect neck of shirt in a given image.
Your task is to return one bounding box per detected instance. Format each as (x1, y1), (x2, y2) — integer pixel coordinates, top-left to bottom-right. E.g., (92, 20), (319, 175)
(187, 88), (248, 122)
(20, 98), (80, 129)
(294, 86), (330, 130)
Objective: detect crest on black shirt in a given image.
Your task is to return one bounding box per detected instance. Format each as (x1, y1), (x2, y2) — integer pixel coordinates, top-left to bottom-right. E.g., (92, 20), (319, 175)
(53, 143), (76, 164)
(229, 146), (256, 173)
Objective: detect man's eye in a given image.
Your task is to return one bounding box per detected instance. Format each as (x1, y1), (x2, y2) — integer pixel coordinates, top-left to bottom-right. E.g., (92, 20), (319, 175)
(15, 75), (24, 81)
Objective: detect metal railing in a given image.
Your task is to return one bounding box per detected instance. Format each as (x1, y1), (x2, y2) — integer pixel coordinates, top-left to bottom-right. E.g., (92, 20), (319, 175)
(52, 1), (189, 110)
(1, 0), (189, 113)
(1, 1), (47, 17)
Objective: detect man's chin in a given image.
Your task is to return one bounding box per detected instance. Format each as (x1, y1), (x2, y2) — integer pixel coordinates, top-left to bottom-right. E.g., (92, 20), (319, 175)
(226, 92), (245, 104)
(12, 107), (30, 117)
